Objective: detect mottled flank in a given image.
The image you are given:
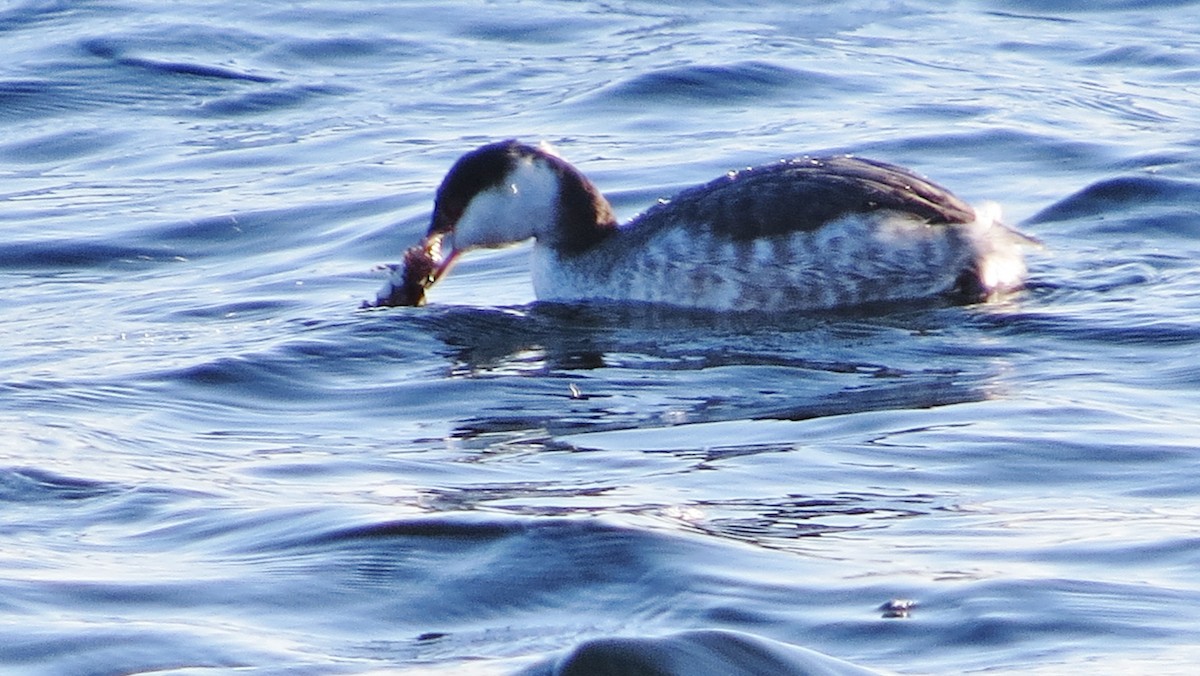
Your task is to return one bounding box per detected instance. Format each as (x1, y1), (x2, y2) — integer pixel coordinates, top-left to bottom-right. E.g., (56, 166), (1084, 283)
(532, 208), (1024, 312)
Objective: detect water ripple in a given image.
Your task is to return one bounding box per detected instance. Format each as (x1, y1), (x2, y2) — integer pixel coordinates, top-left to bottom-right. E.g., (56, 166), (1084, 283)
(595, 60), (867, 105)
(6, 1), (1200, 674)
(81, 37), (279, 83)
(1028, 174), (1200, 233)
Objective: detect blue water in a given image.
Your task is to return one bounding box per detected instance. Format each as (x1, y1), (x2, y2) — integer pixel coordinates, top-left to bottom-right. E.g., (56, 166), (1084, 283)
(4, 1), (1200, 673)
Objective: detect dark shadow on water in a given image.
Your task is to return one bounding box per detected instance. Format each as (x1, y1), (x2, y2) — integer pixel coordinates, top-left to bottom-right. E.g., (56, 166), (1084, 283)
(398, 299), (1001, 440)
(1026, 174), (1200, 238)
(517, 628), (884, 676)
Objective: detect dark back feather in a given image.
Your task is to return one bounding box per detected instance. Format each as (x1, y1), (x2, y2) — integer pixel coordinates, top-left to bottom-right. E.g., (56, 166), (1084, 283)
(635, 156), (975, 239)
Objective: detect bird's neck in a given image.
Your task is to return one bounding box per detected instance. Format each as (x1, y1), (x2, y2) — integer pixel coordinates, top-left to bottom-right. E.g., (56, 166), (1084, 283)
(539, 154), (619, 256)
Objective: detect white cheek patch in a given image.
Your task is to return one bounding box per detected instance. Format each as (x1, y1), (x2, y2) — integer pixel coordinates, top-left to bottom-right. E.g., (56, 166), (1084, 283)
(454, 187), (526, 249)
(451, 158), (561, 250)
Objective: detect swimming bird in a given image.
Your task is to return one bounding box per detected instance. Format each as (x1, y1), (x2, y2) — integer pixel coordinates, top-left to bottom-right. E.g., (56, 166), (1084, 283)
(374, 140), (1029, 311)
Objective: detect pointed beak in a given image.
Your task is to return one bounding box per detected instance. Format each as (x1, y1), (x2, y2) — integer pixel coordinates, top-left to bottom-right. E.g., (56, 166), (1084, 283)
(424, 232), (459, 286)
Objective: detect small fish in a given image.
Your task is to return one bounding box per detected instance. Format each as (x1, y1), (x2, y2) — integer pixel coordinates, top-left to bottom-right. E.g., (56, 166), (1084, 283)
(370, 237), (446, 308)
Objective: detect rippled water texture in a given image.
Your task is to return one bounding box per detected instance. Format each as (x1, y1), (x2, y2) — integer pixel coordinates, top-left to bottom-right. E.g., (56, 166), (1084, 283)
(4, 1), (1200, 674)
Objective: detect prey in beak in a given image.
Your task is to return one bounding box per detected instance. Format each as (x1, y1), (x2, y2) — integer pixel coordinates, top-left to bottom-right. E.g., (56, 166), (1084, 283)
(369, 233), (459, 307)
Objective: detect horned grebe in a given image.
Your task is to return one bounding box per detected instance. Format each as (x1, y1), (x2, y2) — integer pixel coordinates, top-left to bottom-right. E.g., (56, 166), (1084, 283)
(373, 140), (1029, 311)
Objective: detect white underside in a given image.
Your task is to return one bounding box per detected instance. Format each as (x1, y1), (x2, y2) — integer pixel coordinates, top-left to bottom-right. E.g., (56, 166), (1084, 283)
(531, 205), (1027, 312)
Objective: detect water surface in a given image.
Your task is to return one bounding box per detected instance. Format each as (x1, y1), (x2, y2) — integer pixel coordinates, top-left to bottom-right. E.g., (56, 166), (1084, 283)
(4, 1), (1200, 673)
